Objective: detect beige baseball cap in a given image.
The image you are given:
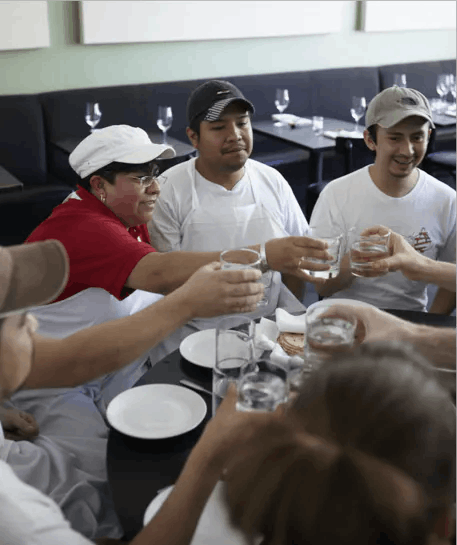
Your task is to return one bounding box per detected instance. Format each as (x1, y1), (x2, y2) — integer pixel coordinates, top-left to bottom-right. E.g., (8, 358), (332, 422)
(365, 87), (435, 129)
(0, 240), (69, 318)
(69, 125), (176, 179)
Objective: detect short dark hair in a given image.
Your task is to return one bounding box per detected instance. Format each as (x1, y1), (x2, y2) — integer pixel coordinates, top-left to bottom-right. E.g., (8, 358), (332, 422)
(367, 124), (378, 144)
(79, 160), (157, 192)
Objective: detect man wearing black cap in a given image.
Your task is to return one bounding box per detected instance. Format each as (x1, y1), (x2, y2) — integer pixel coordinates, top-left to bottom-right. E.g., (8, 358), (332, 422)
(150, 80), (317, 323)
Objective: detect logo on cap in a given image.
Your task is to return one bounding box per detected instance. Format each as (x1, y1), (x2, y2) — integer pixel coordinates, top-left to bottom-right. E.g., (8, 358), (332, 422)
(216, 90), (230, 95)
(401, 97), (418, 106)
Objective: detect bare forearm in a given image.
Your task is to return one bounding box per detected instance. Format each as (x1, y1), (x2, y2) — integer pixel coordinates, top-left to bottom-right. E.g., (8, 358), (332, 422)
(405, 324), (456, 370)
(420, 260), (456, 292)
(130, 446), (221, 545)
(24, 290), (195, 389)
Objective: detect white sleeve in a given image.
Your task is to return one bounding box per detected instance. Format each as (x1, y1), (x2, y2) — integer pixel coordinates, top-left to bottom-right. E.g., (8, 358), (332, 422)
(0, 464), (93, 545)
(309, 184), (345, 235)
(280, 177), (309, 236)
(149, 175), (182, 252)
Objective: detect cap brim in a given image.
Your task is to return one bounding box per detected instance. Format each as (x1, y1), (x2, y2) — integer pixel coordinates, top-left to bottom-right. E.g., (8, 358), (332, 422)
(0, 240), (69, 318)
(117, 143), (176, 164)
(377, 110), (435, 129)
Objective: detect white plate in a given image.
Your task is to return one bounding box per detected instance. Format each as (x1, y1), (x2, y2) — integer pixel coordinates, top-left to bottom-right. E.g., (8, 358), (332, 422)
(306, 298), (376, 314)
(180, 329), (216, 368)
(106, 384), (207, 439)
(143, 481), (247, 545)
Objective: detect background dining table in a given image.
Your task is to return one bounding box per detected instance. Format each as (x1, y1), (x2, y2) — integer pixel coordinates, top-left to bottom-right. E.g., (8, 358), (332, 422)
(107, 308), (456, 540)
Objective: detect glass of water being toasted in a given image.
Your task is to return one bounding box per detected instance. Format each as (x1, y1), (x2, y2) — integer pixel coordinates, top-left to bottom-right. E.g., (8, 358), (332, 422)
(220, 248), (268, 306)
(305, 304), (356, 356)
(350, 231), (390, 278)
(300, 226), (343, 280)
(236, 357), (289, 412)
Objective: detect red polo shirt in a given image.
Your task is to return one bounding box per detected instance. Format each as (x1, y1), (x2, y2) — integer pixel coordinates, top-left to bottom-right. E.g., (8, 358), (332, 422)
(26, 187), (156, 302)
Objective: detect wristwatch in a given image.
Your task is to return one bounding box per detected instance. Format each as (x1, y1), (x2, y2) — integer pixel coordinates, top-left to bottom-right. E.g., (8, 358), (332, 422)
(259, 243), (270, 273)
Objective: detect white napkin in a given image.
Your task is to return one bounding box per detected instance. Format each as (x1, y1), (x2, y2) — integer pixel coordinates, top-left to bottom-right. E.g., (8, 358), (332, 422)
(275, 308), (307, 334)
(255, 310), (306, 367)
(323, 129), (364, 139)
(271, 113), (312, 126)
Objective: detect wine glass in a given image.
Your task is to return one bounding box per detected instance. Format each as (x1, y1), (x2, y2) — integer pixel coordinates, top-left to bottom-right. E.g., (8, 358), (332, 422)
(350, 96), (366, 134)
(85, 102), (102, 133)
(393, 73), (407, 88)
(436, 74), (451, 108)
(157, 106), (173, 144)
(448, 74), (456, 107)
(274, 89), (289, 126)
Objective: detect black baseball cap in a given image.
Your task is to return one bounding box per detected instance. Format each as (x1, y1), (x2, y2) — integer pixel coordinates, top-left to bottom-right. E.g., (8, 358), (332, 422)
(186, 80), (255, 126)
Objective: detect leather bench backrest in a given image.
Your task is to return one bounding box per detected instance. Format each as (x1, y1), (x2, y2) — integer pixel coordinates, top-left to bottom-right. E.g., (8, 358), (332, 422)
(0, 94), (48, 186)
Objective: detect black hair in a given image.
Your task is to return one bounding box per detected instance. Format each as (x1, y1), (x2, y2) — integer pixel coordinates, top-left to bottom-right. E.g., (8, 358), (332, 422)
(79, 160), (158, 192)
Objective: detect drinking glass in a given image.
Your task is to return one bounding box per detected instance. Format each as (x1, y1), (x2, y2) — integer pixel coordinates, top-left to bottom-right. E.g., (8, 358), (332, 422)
(448, 74), (456, 105)
(393, 73), (407, 88)
(274, 89), (289, 126)
(85, 102), (102, 132)
(305, 304), (356, 356)
(350, 97), (366, 134)
(350, 231), (390, 278)
(300, 226), (343, 280)
(312, 116), (324, 136)
(213, 316), (256, 415)
(157, 106), (173, 144)
(436, 74), (451, 107)
(236, 357), (288, 412)
(220, 248), (268, 307)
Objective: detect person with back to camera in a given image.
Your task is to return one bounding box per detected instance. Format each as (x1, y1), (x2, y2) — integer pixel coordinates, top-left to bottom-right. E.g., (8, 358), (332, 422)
(0, 241), (454, 544)
(310, 86), (456, 314)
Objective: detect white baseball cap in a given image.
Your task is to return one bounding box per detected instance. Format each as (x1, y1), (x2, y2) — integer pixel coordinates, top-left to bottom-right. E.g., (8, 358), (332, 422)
(365, 87), (435, 129)
(69, 125), (176, 178)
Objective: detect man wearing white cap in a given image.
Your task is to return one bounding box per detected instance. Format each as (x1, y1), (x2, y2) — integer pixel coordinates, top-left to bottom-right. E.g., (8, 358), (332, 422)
(310, 86), (456, 313)
(24, 124), (330, 407)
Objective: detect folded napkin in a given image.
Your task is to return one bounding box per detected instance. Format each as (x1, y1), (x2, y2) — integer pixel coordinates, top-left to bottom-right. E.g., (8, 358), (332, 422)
(444, 108), (456, 118)
(323, 129), (364, 140)
(271, 113), (312, 126)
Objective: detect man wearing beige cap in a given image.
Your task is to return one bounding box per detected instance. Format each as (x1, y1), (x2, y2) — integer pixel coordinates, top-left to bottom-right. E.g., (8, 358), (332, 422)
(0, 239), (265, 541)
(310, 86), (456, 313)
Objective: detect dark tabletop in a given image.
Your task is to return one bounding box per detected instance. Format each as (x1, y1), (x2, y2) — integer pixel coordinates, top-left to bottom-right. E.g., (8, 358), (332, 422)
(53, 132), (196, 159)
(107, 309), (456, 539)
(252, 118), (361, 152)
(0, 165), (23, 194)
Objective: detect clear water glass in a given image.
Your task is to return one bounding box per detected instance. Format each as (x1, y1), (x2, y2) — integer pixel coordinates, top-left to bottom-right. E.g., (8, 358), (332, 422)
(305, 304), (356, 355)
(85, 102), (102, 132)
(312, 116), (324, 136)
(350, 96), (366, 133)
(300, 226), (343, 280)
(157, 106), (173, 144)
(236, 358), (288, 412)
(213, 316), (255, 415)
(220, 248), (268, 307)
(350, 232), (390, 278)
(393, 73), (407, 88)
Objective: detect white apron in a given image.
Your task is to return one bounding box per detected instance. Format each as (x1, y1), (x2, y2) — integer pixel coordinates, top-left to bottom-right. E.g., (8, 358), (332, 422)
(180, 161), (305, 329)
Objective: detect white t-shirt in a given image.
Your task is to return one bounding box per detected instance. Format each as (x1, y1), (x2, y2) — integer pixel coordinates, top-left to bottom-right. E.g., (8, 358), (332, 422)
(149, 158), (308, 251)
(310, 166), (456, 311)
(0, 425), (92, 545)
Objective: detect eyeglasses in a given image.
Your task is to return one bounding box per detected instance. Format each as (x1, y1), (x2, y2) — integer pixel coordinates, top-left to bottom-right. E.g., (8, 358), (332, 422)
(127, 175), (160, 188)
